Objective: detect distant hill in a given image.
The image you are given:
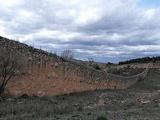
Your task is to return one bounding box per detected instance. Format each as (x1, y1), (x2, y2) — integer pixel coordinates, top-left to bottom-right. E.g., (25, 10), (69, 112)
(119, 57), (160, 65)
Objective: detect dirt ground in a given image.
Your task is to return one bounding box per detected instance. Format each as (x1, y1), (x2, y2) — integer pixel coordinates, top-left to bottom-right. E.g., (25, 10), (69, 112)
(0, 69), (160, 120)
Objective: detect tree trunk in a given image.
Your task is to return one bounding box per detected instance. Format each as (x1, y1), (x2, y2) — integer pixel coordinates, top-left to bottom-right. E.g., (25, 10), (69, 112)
(0, 86), (5, 96)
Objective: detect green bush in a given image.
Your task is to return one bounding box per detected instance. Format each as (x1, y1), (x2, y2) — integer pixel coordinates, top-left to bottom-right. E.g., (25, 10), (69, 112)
(93, 64), (101, 70)
(96, 116), (107, 120)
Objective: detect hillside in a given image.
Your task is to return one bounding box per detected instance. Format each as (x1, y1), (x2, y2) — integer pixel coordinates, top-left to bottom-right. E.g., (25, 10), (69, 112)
(0, 36), (160, 120)
(0, 36), (57, 58)
(0, 36), (159, 96)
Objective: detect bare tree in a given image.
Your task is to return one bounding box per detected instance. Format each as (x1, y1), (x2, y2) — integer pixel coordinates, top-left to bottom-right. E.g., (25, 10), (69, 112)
(61, 49), (74, 60)
(0, 47), (24, 95)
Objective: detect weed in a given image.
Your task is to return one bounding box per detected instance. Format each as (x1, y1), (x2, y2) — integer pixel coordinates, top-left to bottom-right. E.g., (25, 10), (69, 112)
(96, 116), (107, 120)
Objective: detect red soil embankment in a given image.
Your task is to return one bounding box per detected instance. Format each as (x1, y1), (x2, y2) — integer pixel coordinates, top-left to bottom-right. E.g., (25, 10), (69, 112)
(6, 74), (102, 96)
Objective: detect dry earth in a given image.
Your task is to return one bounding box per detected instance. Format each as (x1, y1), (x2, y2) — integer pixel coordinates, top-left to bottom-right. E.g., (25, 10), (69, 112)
(0, 69), (160, 120)
(0, 37), (160, 120)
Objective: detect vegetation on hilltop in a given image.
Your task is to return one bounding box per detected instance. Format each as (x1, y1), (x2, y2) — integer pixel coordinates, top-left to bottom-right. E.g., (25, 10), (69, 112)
(119, 57), (160, 65)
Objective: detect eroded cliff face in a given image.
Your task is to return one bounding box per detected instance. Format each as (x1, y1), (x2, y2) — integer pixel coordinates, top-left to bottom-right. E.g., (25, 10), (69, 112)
(52, 60), (150, 89)
(0, 36), (152, 96)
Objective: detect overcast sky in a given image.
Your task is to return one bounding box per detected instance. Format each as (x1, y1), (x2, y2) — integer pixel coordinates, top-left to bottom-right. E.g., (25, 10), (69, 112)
(0, 0), (160, 63)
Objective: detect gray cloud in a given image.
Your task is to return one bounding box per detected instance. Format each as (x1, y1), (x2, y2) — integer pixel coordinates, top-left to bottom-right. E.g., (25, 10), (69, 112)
(0, 0), (160, 62)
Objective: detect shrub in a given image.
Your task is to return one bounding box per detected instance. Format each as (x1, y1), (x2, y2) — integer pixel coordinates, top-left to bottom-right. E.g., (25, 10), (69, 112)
(61, 49), (74, 60)
(96, 116), (107, 120)
(93, 64), (101, 70)
(0, 47), (25, 96)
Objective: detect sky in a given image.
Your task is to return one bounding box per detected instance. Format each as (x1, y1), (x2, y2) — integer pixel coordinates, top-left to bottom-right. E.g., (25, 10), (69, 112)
(139, 0), (160, 7)
(0, 0), (160, 63)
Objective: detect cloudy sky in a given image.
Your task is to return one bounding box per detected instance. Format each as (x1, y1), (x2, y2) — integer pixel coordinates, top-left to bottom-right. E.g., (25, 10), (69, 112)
(0, 0), (160, 62)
